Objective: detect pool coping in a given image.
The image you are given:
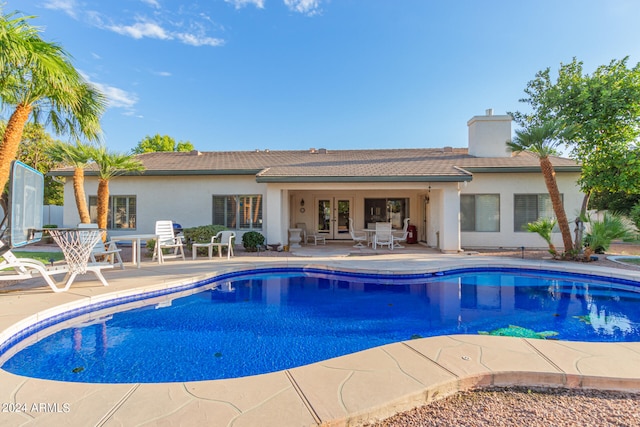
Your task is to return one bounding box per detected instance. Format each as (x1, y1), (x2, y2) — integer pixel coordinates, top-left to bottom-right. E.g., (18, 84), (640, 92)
(1, 254), (640, 426)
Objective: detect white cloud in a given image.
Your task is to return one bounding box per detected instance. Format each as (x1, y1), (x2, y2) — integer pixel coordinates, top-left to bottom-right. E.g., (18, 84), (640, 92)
(175, 32), (225, 47)
(153, 70), (172, 77)
(44, 2), (227, 47)
(140, 0), (161, 9)
(42, 0), (78, 18)
(107, 20), (171, 40)
(225, 0), (265, 9)
(81, 72), (139, 112)
(283, 0), (322, 16)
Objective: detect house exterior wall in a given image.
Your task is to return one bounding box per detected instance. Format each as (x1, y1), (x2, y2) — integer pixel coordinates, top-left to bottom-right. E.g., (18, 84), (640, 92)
(62, 175), (267, 238)
(61, 169), (583, 251)
(459, 171), (584, 250)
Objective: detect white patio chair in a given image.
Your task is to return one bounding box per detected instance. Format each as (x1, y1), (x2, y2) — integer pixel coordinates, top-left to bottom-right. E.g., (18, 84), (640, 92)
(392, 218), (410, 249)
(374, 222), (394, 250)
(349, 218), (367, 248)
(78, 223), (124, 269)
(297, 222), (326, 245)
(192, 230), (236, 260)
(152, 220), (185, 264)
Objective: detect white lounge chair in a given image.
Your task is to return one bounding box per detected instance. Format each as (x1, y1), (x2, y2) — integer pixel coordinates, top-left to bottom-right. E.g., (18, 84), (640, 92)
(192, 230), (235, 260)
(374, 222), (394, 250)
(392, 218), (410, 249)
(349, 218), (367, 248)
(152, 220), (185, 264)
(78, 223), (124, 269)
(0, 239), (112, 293)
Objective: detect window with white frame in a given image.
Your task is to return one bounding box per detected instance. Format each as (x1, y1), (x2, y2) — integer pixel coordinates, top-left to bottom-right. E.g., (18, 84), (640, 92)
(89, 195), (137, 229)
(514, 194), (562, 232)
(460, 194), (500, 232)
(212, 195), (263, 230)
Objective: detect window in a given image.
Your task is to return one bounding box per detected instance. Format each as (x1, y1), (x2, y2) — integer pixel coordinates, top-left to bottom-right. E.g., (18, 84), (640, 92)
(363, 198), (409, 229)
(514, 194), (561, 232)
(460, 194), (499, 232)
(89, 195), (137, 229)
(213, 195), (262, 230)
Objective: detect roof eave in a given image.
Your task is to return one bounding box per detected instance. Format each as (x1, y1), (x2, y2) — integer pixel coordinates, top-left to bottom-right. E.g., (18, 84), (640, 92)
(462, 166), (581, 173)
(48, 169), (263, 177)
(255, 175), (473, 183)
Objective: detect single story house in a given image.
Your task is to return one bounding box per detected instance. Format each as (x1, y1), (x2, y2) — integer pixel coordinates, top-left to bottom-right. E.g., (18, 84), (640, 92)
(52, 110), (583, 252)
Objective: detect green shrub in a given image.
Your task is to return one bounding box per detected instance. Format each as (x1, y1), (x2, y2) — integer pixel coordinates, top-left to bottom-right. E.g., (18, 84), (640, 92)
(145, 238), (155, 256)
(182, 224), (229, 255)
(526, 218), (557, 255)
(630, 202), (640, 230)
(242, 231), (265, 252)
(584, 212), (638, 254)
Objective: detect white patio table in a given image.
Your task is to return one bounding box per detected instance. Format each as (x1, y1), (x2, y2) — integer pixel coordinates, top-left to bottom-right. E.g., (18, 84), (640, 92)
(110, 234), (157, 269)
(360, 229), (377, 247)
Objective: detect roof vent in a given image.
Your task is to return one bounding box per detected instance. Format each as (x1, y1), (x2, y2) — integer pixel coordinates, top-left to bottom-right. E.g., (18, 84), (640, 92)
(317, 148), (327, 154)
(309, 148), (317, 154)
(189, 150), (202, 156)
(443, 146), (453, 152)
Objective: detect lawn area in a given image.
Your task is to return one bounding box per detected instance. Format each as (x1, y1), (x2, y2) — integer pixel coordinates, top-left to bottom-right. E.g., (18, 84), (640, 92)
(615, 257), (640, 266)
(3, 251), (65, 264)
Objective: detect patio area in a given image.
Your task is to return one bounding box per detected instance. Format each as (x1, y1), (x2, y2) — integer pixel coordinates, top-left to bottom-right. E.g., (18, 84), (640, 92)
(1, 247), (639, 426)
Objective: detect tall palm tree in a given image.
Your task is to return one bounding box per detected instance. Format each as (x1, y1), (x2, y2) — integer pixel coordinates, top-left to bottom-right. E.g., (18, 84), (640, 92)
(507, 121), (575, 254)
(49, 141), (94, 223)
(89, 146), (145, 230)
(0, 9), (106, 194)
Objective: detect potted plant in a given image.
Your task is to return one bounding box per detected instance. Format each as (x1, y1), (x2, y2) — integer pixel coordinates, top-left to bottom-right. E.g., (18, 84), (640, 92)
(242, 231), (265, 252)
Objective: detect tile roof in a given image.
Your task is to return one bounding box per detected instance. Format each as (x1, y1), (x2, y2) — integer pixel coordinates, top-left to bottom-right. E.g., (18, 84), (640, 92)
(51, 148), (581, 182)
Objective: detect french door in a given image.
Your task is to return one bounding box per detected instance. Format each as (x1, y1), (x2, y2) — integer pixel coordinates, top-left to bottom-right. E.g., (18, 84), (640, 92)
(316, 197), (353, 240)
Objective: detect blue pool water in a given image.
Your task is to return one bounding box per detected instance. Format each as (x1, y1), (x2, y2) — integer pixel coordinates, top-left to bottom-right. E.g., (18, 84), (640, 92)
(2, 268), (640, 383)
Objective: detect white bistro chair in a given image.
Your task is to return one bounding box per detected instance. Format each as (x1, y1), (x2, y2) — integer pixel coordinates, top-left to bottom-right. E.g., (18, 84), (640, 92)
(348, 218), (367, 248)
(392, 218), (410, 249)
(374, 222), (394, 250)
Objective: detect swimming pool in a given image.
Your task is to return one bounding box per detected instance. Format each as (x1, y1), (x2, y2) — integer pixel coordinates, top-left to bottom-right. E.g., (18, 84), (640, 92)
(2, 267), (639, 383)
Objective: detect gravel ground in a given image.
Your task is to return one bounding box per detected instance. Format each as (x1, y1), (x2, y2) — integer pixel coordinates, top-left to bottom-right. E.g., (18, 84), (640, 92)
(366, 387), (640, 427)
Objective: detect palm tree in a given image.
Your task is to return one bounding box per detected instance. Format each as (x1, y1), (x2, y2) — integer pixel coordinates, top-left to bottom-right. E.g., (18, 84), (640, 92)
(507, 121), (575, 254)
(0, 9), (106, 194)
(89, 146), (145, 230)
(49, 141), (94, 223)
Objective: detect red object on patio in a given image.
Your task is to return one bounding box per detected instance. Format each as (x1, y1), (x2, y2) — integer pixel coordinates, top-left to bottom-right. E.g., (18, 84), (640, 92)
(406, 224), (418, 244)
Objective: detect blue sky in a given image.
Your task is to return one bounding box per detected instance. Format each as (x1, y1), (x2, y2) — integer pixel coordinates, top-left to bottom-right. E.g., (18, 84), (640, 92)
(10, 0), (640, 153)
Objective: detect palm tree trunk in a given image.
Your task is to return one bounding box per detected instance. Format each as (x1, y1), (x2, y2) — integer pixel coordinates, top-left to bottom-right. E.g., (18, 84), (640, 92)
(0, 104), (32, 193)
(539, 156), (574, 253)
(74, 167), (91, 223)
(97, 178), (109, 231)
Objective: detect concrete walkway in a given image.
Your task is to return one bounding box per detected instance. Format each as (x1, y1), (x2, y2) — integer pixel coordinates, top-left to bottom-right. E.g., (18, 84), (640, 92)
(1, 250), (639, 426)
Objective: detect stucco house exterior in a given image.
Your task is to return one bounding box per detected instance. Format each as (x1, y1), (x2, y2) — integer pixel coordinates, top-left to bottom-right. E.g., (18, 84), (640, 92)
(53, 110), (583, 252)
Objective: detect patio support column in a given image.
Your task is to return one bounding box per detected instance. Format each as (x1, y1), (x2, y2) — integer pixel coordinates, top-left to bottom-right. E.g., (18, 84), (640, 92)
(265, 186), (288, 246)
(439, 185), (461, 253)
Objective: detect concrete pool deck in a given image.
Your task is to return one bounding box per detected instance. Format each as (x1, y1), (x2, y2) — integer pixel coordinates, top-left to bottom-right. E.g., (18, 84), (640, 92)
(1, 250), (639, 426)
